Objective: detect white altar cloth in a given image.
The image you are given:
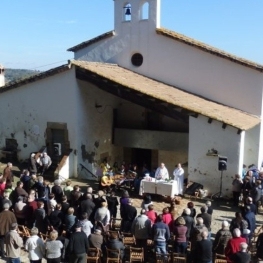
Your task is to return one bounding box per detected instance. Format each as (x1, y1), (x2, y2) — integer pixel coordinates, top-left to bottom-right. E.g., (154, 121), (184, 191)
(139, 179), (178, 197)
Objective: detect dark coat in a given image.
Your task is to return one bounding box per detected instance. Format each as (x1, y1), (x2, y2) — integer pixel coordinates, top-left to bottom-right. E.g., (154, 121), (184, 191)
(182, 215), (195, 238)
(51, 185), (63, 203)
(80, 199), (95, 219)
(244, 211), (256, 233)
(0, 210), (17, 236)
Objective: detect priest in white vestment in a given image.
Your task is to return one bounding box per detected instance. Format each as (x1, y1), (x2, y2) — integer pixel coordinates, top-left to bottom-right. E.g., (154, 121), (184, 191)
(173, 163), (184, 195)
(155, 163), (169, 180)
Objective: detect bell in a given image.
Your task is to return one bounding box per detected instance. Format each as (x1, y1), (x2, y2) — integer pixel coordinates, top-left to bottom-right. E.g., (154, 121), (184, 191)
(125, 7), (131, 15)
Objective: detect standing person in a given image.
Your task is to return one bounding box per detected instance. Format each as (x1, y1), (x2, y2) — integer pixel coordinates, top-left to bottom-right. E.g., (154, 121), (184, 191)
(3, 162), (13, 183)
(106, 191), (119, 218)
(152, 214), (170, 254)
(40, 152), (52, 175)
(25, 227), (45, 263)
(155, 163), (169, 180)
(225, 228), (247, 263)
(230, 242), (250, 263)
(181, 208), (195, 240)
(173, 163), (184, 195)
(79, 212), (93, 238)
(141, 194), (153, 211)
(232, 174), (243, 206)
(131, 209), (152, 260)
(0, 203), (17, 258)
(146, 205), (157, 225)
(120, 199), (137, 232)
(5, 223), (23, 263)
(212, 221), (232, 256)
(243, 206), (256, 240)
(51, 180), (63, 203)
(173, 217), (188, 254)
(45, 230), (63, 263)
(63, 180), (73, 203)
(94, 202), (111, 232)
(68, 222), (89, 263)
(193, 230), (212, 263)
(196, 206), (212, 238)
(34, 201), (47, 235)
(80, 193), (95, 219)
(106, 231), (126, 261)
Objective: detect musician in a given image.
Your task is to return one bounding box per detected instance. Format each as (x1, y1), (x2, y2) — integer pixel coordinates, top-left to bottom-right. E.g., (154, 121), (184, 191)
(100, 158), (110, 176)
(100, 173), (115, 192)
(155, 163), (169, 180)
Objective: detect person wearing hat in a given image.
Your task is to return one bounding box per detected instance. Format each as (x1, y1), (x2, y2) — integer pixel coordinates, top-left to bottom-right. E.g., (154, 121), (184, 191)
(212, 221), (232, 256)
(5, 223), (23, 262)
(68, 222), (89, 263)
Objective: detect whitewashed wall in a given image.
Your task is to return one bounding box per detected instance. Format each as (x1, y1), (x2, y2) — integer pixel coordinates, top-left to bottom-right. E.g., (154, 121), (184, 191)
(75, 79), (123, 179)
(243, 124), (260, 167)
(0, 69), (79, 176)
(188, 115), (243, 197)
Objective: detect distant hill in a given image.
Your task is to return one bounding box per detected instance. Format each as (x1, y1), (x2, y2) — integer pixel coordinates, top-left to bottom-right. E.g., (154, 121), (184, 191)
(5, 68), (40, 83)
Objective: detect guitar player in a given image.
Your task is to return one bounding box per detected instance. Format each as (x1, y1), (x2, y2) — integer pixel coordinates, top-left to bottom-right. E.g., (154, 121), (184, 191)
(99, 173), (115, 192)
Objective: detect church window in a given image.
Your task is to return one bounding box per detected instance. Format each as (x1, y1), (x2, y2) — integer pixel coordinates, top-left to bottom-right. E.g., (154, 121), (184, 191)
(131, 53), (143, 67)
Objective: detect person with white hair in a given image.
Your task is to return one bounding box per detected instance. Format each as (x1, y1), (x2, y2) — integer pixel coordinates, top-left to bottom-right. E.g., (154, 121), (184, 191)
(230, 242), (250, 263)
(25, 227), (45, 262)
(193, 230), (212, 263)
(51, 179), (63, 203)
(181, 208), (195, 240)
(155, 163), (169, 180)
(190, 217), (208, 251)
(212, 220), (232, 255)
(225, 228), (247, 262)
(5, 223), (23, 262)
(40, 152), (52, 175)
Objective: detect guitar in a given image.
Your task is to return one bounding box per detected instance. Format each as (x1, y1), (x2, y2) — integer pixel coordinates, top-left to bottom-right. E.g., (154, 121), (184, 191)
(101, 176), (114, 187)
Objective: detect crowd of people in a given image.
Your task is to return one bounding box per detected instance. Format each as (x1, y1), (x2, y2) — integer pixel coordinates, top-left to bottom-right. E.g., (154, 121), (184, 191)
(0, 160), (262, 263)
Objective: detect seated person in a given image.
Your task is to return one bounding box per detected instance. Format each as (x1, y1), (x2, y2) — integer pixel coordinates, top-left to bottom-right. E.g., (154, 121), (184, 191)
(100, 174), (114, 192)
(106, 231), (125, 261)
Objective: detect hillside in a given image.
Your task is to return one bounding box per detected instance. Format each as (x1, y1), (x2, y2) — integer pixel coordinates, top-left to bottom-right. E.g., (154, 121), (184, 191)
(5, 68), (40, 83)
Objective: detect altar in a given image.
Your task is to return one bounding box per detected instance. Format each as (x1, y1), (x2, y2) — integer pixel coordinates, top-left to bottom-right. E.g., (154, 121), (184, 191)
(139, 178), (178, 197)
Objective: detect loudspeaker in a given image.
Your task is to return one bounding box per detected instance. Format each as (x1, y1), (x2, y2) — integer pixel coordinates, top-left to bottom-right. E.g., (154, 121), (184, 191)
(218, 156), (227, 171)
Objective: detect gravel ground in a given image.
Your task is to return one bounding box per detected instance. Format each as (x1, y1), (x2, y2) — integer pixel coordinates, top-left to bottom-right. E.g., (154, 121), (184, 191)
(0, 164), (262, 263)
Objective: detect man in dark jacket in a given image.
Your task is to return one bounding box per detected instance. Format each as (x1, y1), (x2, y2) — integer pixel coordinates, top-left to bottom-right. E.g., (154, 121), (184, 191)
(120, 199), (137, 232)
(68, 222), (89, 263)
(196, 205), (212, 238)
(193, 230), (212, 263)
(243, 205), (256, 239)
(230, 242), (250, 263)
(80, 193), (95, 219)
(182, 208), (195, 240)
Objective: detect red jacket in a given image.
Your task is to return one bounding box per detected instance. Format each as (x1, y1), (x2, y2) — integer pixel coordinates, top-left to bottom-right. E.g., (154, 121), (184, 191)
(225, 236), (247, 263)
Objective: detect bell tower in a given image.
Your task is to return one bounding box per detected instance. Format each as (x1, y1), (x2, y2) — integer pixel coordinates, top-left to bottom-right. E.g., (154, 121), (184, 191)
(0, 64), (5, 88)
(114, 0), (161, 34)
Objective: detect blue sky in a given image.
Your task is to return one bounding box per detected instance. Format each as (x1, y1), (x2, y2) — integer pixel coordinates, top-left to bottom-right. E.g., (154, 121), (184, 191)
(1, 0), (263, 70)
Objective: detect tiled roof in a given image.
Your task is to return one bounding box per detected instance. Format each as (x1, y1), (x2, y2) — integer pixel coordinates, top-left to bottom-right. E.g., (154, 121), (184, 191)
(67, 31), (115, 52)
(0, 64), (70, 93)
(156, 28), (263, 72)
(71, 60), (260, 131)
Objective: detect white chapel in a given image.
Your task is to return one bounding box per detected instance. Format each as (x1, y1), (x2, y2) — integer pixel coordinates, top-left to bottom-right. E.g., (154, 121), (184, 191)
(0, 0), (263, 196)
